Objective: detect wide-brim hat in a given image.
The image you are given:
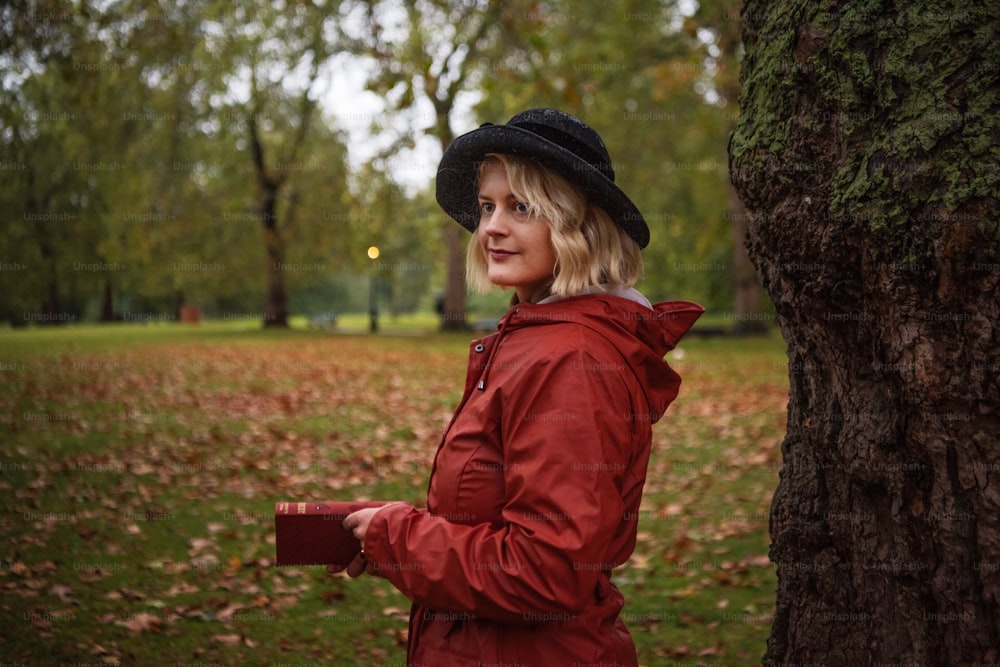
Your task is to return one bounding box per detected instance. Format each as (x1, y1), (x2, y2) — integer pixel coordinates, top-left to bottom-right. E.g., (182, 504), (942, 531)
(436, 108), (650, 249)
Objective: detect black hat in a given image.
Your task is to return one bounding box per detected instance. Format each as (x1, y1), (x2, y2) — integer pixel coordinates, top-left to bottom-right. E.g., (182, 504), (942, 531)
(435, 108), (649, 249)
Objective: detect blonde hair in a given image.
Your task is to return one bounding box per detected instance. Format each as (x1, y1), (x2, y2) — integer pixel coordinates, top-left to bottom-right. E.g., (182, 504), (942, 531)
(466, 154), (642, 299)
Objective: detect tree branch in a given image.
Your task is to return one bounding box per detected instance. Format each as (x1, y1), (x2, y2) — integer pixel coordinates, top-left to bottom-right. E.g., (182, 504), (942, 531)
(442, 0), (500, 108)
(247, 86), (270, 195)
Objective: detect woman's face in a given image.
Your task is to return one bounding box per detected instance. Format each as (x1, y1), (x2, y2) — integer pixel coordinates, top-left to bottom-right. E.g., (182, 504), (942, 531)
(476, 165), (558, 304)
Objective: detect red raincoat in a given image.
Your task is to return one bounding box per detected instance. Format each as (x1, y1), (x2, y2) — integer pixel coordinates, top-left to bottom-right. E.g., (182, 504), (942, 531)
(364, 293), (704, 666)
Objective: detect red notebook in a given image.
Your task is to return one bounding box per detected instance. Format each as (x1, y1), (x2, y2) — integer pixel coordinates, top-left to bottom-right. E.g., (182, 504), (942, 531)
(274, 500), (387, 566)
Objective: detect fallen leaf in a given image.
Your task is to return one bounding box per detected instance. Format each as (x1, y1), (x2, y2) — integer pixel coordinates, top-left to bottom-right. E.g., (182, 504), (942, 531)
(119, 588), (146, 601)
(50, 584), (75, 603)
(212, 633), (241, 646)
(165, 582), (199, 596)
(215, 603), (244, 622)
(120, 612), (165, 635)
(188, 538), (215, 555)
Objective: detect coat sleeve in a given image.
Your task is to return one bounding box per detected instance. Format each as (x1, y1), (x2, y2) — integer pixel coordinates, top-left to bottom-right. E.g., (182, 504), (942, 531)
(361, 344), (637, 624)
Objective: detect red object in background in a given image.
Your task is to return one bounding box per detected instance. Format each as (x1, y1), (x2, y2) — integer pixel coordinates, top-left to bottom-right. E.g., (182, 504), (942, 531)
(274, 501), (386, 566)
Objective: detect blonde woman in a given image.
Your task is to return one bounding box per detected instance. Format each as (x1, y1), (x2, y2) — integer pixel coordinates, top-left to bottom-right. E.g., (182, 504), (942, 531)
(333, 108), (704, 665)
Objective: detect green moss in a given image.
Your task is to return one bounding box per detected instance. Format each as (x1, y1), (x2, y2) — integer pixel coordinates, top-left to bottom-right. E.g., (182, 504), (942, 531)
(729, 12), (802, 172)
(733, 0), (999, 252)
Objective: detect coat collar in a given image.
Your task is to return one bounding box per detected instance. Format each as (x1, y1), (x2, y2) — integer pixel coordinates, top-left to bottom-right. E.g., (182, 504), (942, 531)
(471, 293), (704, 397)
(504, 293), (704, 356)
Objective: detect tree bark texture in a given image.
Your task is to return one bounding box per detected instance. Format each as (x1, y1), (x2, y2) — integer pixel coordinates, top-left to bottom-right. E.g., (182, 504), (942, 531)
(729, 182), (768, 334)
(730, 1), (1000, 664)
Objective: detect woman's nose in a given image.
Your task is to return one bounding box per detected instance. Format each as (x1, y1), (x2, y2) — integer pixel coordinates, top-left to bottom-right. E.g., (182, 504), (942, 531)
(484, 207), (509, 236)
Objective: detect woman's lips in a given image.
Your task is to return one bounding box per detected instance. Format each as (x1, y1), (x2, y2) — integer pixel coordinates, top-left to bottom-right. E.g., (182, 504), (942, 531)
(489, 249), (516, 261)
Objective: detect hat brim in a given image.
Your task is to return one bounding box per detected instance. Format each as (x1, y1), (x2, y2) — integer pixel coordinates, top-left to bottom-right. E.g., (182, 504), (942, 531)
(436, 124), (650, 249)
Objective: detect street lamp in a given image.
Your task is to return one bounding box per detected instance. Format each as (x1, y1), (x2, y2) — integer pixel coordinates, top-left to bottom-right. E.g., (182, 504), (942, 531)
(367, 246), (380, 333)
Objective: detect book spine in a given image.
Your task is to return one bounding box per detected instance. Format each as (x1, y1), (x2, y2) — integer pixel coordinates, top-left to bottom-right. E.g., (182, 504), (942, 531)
(274, 502), (349, 517)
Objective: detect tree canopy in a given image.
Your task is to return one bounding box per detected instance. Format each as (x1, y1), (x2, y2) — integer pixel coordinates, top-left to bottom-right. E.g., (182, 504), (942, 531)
(1, 0), (763, 326)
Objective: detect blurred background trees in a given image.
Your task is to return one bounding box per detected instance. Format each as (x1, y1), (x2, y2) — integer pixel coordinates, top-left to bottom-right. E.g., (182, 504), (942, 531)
(1, 0), (768, 328)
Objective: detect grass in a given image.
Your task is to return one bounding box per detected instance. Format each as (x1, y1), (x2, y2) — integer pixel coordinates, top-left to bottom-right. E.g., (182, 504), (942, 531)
(0, 319), (788, 666)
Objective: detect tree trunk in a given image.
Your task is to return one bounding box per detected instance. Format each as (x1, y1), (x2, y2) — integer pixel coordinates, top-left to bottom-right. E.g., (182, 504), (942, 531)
(730, 1), (1000, 664)
(440, 220), (467, 331)
(39, 236), (60, 324)
(728, 182), (768, 334)
(99, 279), (114, 322)
(250, 111), (289, 329)
(261, 188), (288, 328)
(435, 114), (468, 332)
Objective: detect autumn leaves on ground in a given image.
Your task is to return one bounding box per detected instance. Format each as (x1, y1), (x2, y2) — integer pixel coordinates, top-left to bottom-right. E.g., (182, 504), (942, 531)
(0, 325), (787, 666)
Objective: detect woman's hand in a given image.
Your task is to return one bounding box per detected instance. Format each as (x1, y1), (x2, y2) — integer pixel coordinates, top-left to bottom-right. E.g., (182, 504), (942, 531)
(326, 550), (370, 578)
(326, 504), (399, 578)
(343, 506), (384, 544)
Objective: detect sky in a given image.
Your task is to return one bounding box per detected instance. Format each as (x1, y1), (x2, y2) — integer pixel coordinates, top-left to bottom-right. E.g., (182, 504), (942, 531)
(318, 49), (478, 195)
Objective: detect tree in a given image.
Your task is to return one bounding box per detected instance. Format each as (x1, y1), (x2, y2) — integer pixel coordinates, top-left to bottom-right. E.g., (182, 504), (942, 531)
(87, 0), (227, 322)
(729, 1), (999, 663)
(0, 0), (193, 323)
(206, 2), (347, 328)
(2, 1), (260, 322)
(2, 2), (362, 325)
(341, 0), (506, 330)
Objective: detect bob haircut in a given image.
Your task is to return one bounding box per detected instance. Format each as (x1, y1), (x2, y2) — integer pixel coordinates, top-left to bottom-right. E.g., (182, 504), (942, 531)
(466, 154), (643, 299)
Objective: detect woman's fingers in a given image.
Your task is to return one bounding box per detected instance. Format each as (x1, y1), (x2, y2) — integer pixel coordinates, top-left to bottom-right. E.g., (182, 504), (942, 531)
(345, 551), (368, 578)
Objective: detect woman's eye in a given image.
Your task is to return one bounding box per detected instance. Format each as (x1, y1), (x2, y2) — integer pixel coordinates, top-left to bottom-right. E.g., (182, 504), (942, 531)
(479, 202), (494, 214)
(514, 201), (529, 214)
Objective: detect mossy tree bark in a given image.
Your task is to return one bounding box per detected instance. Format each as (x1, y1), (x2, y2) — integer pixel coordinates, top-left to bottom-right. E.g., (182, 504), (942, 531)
(730, 1), (1000, 663)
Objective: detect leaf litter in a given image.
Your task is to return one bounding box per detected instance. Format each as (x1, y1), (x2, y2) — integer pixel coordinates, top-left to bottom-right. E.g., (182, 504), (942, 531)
(1, 335), (785, 664)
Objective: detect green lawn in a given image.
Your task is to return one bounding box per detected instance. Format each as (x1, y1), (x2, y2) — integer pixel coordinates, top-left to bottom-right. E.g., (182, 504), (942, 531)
(0, 320), (787, 666)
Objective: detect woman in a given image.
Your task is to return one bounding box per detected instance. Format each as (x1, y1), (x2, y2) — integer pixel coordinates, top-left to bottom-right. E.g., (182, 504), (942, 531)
(333, 108), (703, 665)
